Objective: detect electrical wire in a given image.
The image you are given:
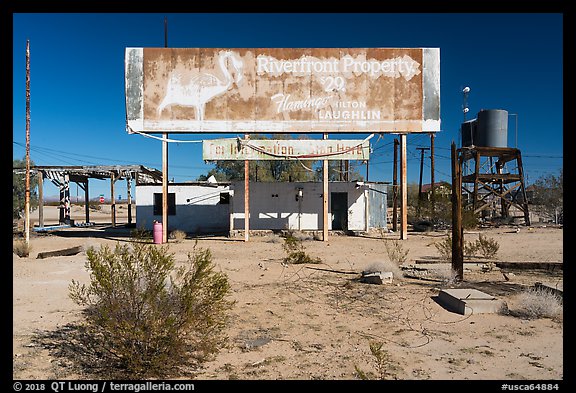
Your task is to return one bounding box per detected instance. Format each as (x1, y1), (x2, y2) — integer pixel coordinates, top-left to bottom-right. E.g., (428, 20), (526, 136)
(128, 128), (203, 143)
(238, 133), (374, 159)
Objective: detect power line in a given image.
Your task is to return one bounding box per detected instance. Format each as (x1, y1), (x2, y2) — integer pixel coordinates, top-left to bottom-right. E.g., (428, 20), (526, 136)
(13, 141), (207, 171)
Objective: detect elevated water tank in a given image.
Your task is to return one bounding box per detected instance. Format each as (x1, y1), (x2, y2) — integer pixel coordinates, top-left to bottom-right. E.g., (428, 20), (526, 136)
(461, 119), (478, 147)
(477, 109), (508, 148)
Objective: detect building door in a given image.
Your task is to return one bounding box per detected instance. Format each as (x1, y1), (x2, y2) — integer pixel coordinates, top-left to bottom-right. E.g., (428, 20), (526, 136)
(331, 192), (348, 230)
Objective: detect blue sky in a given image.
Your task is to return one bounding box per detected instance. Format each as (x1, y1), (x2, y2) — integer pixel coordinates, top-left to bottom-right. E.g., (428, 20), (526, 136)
(12, 13), (563, 200)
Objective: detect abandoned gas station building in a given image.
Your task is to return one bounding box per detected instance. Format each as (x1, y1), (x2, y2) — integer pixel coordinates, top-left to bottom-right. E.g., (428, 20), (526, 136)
(136, 181), (387, 235)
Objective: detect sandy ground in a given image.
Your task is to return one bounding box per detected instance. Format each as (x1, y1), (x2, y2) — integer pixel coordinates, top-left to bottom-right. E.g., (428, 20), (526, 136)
(13, 204), (564, 381)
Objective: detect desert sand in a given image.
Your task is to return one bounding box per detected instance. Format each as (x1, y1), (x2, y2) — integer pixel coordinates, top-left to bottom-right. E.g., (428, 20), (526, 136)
(13, 204), (563, 381)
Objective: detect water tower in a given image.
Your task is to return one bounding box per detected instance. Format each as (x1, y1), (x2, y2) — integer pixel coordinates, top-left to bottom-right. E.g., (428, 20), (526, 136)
(459, 108), (530, 225)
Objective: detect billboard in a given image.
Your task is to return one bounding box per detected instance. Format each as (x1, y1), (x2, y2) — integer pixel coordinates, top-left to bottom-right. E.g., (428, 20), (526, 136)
(125, 48), (440, 133)
(203, 138), (370, 161)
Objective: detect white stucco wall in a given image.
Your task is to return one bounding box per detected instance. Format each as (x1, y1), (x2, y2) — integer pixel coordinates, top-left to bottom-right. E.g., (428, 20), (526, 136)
(230, 181), (368, 231)
(135, 184), (230, 234)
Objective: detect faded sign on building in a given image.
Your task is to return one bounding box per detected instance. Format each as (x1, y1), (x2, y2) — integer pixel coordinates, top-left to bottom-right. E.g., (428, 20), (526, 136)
(202, 138), (370, 160)
(125, 48), (440, 133)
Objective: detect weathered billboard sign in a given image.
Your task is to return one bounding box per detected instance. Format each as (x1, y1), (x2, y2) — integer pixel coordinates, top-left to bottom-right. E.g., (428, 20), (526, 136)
(203, 138), (370, 161)
(125, 48), (440, 133)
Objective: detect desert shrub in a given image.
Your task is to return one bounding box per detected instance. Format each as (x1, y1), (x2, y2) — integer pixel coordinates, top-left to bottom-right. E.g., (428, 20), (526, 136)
(512, 287), (563, 320)
(130, 226), (152, 242)
(464, 239), (480, 258)
(282, 233), (321, 264)
(462, 208), (480, 229)
(435, 235), (452, 261)
(435, 233), (499, 261)
(383, 239), (409, 266)
(170, 229), (187, 243)
(477, 234), (499, 259)
(13, 239), (31, 257)
(355, 341), (399, 380)
(69, 241), (234, 378)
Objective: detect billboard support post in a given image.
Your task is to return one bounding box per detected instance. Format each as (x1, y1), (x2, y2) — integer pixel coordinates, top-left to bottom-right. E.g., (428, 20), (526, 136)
(323, 133), (329, 242)
(244, 134), (250, 242)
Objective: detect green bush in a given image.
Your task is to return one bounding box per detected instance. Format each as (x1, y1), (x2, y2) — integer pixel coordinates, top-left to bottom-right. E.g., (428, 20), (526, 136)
(355, 341), (399, 380)
(464, 239), (480, 257)
(435, 233), (500, 261)
(384, 239), (409, 265)
(435, 235), (452, 261)
(130, 226), (152, 242)
(282, 233), (321, 264)
(477, 234), (500, 259)
(69, 241), (234, 378)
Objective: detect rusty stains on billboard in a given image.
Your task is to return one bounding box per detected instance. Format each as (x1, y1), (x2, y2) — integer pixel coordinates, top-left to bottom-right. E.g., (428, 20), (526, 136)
(125, 47), (440, 133)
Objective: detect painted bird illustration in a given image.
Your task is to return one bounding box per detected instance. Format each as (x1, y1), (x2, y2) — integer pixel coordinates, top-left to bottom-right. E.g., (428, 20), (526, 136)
(157, 50), (244, 121)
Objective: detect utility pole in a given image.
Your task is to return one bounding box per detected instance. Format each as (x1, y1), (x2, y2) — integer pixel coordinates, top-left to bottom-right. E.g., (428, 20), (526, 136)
(244, 134), (250, 242)
(323, 133), (329, 241)
(25, 39), (31, 245)
(161, 16), (169, 243)
(416, 147), (430, 217)
(392, 138), (398, 232)
(451, 142), (463, 281)
(399, 134), (407, 240)
(430, 133), (435, 215)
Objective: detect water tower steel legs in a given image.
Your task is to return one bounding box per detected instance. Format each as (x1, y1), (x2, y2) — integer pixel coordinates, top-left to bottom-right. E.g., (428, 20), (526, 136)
(516, 151), (531, 226)
(459, 146), (530, 226)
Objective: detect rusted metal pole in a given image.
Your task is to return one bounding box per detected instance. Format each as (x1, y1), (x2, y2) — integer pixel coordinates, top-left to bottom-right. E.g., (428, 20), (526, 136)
(83, 180), (89, 224)
(516, 150), (531, 226)
(127, 177), (132, 225)
(416, 147), (429, 216)
(399, 134), (408, 240)
(110, 172), (116, 227)
(473, 149), (481, 213)
(244, 134), (250, 242)
(430, 133), (435, 214)
(451, 142), (464, 281)
(323, 133), (329, 242)
(392, 138), (398, 232)
(25, 40), (31, 244)
(161, 18), (169, 243)
(162, 133), (168, 243)
(229, 187), (234, 236)
(38, 171), (43, 228)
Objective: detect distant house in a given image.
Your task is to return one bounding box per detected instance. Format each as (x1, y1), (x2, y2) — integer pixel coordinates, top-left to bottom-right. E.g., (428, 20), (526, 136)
(524, 185), (536, 203)
(420, 181), (452, 199)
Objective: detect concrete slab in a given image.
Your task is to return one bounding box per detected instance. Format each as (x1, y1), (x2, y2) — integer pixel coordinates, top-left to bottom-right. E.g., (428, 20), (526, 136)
(437, 288), (507, 315)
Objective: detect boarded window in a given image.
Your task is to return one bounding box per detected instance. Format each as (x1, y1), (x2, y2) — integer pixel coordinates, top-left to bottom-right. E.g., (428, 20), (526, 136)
(153, 193), (176, 215)
(219, 192), (230, 204)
